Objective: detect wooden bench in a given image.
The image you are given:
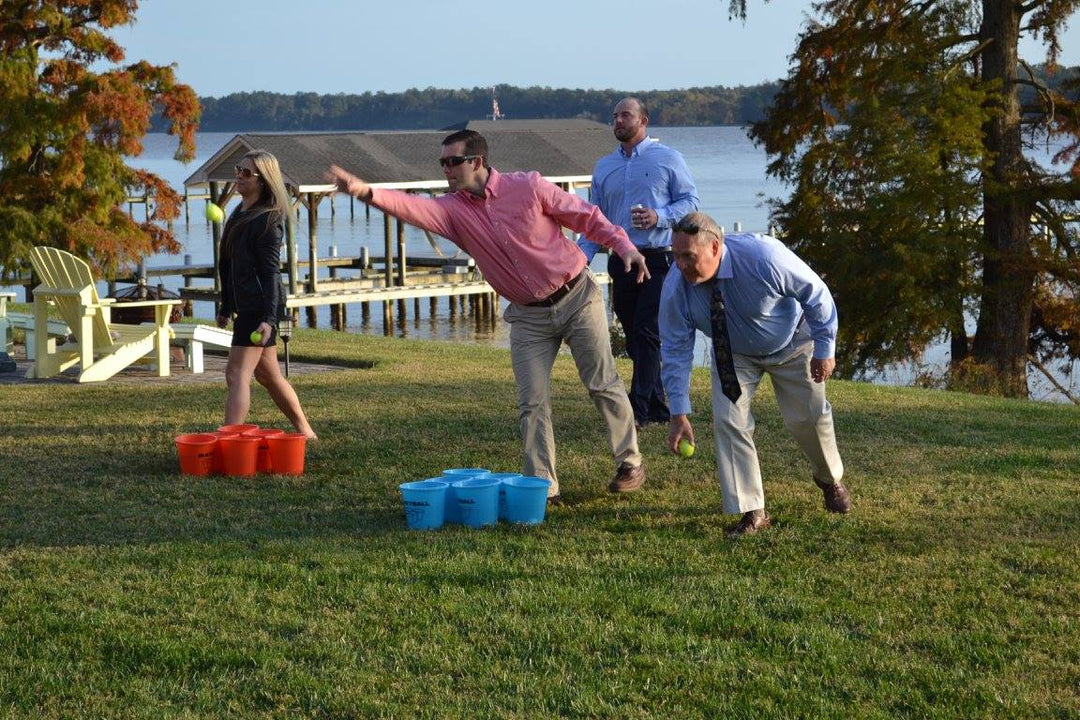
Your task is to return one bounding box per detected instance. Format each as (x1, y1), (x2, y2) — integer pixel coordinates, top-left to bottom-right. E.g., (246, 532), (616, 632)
(1, 292), (14, 352)
(6, 311), (72, 361)
(0, 292), (15, 371)
(169, 324), (233, 373)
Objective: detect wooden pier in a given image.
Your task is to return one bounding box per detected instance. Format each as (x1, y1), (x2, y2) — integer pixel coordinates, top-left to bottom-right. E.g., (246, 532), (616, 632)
(113, 192), (609, 332)
(151, 253), (502, 331)
(163, 255), (608, 332)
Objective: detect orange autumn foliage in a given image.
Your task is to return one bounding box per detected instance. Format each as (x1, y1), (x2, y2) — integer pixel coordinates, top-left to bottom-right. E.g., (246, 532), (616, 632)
(0, 1), (201, 280)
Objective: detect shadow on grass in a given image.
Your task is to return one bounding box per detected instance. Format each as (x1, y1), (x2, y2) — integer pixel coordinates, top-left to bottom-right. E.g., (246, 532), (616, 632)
(0, 478), (728, 549)
(289, 352), (377, 370)
(4, 465), (1077, 554)
(4, 380), (1077, 552)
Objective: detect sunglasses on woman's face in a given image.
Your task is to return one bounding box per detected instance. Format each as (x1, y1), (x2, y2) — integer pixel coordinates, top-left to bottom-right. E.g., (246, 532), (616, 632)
(234, 165), (260, 178)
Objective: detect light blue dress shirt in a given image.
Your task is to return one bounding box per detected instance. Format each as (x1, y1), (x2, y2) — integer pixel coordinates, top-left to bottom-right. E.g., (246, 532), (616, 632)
(659, 232), (838, 416)
(579, 137), (699, 261)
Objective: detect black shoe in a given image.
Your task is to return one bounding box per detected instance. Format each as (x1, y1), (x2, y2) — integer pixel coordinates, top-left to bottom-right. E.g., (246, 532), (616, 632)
(814, 478), (851, 514)
(726, 509), (771, 538)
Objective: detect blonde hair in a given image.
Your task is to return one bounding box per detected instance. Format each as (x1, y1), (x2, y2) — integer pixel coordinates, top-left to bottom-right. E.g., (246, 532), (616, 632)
(244, 149), (293, 231)
(221, 149), (293, 258)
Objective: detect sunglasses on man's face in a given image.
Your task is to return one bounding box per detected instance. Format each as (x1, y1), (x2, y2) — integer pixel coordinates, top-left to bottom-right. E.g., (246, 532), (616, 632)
(234, 165), (260, 178)
(439, 155), (479, 168)
(673, 219), (722, 240)
(672, 220), (703, 234)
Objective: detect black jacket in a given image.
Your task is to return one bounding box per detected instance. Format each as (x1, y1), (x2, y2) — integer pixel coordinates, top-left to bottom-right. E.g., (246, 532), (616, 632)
(219, 206), (285, 324)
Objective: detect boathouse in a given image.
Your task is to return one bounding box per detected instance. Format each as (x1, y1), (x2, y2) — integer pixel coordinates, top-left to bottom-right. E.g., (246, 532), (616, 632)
(181, 119), (615, 327)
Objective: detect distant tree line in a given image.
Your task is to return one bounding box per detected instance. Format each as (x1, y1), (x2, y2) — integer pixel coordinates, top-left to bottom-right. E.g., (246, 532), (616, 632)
(159, 67), (1077, 133)
(150, 83), (784, 132)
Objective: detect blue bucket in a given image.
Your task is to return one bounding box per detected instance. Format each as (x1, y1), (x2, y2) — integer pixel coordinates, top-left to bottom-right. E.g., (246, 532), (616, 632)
(502, 476), (552, 525)
(442, 468), (490, 524)
(452, 476), (501, 528)
(399, 479), (448, 530)
(483, 472), (523, 520)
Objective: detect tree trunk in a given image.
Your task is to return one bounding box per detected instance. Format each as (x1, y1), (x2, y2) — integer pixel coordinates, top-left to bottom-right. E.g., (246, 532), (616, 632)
(971, 0), (1035, 397)
(949, 313), (969, 369)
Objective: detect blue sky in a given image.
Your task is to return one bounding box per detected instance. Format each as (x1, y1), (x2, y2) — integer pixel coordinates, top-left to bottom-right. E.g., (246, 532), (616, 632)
(110, 1), (1079, 97)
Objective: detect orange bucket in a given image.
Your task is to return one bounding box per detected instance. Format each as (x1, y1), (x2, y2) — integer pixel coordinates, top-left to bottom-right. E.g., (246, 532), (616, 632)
(211, 430), (241, 474)
(175, 433), (218, 476)
(243, 428), (284, 473)
(266, 432), (308, 475)
(218, 423), (259, 435)
(218, 435), (261, 477)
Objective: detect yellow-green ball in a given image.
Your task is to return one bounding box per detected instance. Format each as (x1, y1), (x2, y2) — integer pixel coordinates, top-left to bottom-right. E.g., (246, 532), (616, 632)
(249, 330), (262, 344)
(205, 203), (224, 223)
(678, 439), (695, 458)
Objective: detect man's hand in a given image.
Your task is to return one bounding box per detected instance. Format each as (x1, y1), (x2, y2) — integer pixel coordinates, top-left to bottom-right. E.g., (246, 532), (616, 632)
(811, 357), (835, 383)
(326, 165), (371, 200)
(631, 205), (657, 230)
(622, 247), (652, 284)
(668, 414), (694, 455)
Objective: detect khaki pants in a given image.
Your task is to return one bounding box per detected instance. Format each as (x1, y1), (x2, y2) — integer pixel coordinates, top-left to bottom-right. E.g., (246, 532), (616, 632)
(504, 272), (641, 496)
(711, 324), (844, 514)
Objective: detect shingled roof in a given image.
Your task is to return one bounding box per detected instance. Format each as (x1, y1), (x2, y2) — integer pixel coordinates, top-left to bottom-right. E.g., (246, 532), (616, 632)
(183, 119), (615, 192)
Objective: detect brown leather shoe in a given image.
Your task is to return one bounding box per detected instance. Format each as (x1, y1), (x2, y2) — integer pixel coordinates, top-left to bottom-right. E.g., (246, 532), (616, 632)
(547, 494), (564, 507)
(814, 478), (851, 513)
(726, 509), (771, 538)
(608, 462), (645, 493)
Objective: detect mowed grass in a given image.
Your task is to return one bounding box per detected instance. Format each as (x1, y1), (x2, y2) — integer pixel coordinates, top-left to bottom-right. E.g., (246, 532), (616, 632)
(0, 328), (1077, 719)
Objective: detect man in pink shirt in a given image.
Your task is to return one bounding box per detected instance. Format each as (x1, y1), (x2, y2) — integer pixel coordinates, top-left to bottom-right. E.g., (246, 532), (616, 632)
(328, 130), (649, 503)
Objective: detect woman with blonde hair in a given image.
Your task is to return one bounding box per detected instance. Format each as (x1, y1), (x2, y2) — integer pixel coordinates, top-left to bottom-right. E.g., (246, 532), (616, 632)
(216, 150), (316, 439)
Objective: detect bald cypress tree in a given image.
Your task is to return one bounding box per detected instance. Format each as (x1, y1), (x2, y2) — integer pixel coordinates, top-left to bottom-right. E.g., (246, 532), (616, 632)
(738, 0), (1080, 398)
(0, 1), (200, 279)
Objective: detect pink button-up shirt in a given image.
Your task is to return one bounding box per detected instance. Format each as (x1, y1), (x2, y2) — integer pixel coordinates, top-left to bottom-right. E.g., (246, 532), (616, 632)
(370, 168), (636, 305)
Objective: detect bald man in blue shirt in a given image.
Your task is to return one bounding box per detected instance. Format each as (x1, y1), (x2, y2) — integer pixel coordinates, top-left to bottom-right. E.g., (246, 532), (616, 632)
(659, 212), (851, 538)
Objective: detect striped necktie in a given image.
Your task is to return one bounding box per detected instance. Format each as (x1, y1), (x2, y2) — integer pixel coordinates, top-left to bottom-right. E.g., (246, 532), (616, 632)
(710, 279), (742, 403)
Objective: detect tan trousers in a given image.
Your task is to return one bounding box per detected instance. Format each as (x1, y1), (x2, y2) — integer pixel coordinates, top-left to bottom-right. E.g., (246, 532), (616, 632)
(711, 324), (844, 514)
(503, 271), (642, 496)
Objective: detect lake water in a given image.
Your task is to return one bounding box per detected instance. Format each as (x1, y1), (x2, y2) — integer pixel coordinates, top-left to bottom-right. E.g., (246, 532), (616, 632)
(7, 127), (1077, 401)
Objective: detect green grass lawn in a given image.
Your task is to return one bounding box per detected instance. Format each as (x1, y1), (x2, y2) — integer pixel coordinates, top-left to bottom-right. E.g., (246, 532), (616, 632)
(1, 328), (1077, 719)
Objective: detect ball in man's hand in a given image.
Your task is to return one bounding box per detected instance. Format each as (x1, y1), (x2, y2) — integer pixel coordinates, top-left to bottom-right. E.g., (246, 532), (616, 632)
(678, 439), (695, 458)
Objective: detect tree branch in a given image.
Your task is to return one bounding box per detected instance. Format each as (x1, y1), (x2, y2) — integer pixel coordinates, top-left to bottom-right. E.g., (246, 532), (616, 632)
(1033, 176), (1080, 202)
(944, 38), (993, 78)
(1029, 354), (1080, 404)
(1019, 59), (1055, 124)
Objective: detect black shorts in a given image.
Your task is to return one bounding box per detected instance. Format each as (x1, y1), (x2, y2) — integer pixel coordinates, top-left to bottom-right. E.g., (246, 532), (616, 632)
(231, 312), (278, 347)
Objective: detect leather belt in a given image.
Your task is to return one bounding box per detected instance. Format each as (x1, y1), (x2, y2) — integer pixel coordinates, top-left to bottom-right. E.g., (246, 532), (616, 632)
(640, 246), (673, 255)
(527, 270), (585, 307)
